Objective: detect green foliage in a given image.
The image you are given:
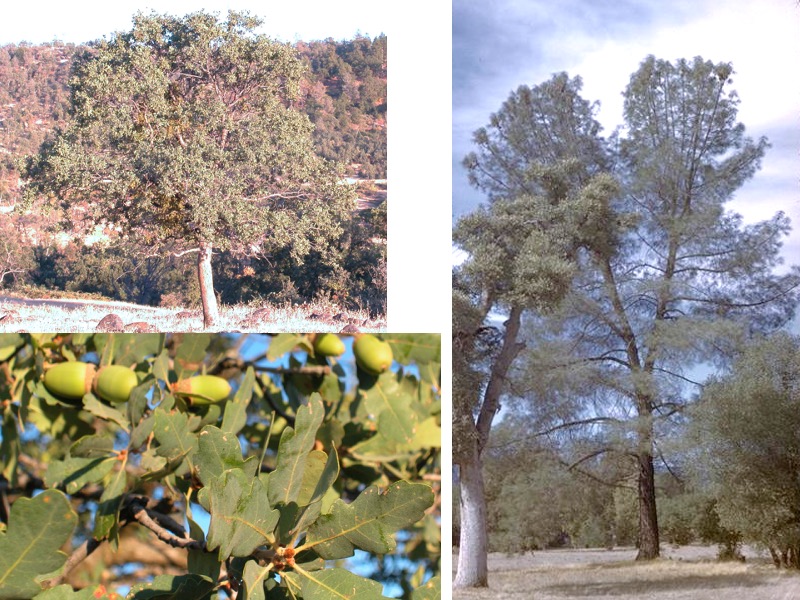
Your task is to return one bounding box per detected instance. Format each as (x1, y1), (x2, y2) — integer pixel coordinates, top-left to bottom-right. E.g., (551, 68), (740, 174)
(690, 333), (800, 567)
(0, 490), (77, 599)
(495, 55), (799, 560)
(19, 12), (385, 323)
(0, 31), (386, 314)
(0, 333), (440, 597)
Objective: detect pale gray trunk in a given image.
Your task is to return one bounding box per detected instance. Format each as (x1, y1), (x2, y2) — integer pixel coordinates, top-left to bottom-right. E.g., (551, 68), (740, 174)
(454, 455), (489, 588)
(197, 240), (219, 328)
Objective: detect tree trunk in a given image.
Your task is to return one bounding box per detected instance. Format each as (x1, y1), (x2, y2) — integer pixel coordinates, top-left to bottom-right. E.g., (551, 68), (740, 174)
(197, 240), (220, 328)
(636, 448), (660, 560)
(454, 452), (489, 588)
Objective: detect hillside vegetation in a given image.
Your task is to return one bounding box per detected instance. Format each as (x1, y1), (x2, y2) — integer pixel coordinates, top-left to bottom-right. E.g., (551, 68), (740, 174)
(0, 33), (387, 316)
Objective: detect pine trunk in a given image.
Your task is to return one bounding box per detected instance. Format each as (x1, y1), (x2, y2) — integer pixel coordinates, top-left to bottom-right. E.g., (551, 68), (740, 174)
(454, 450), (489, 588)
(197, 240), (220, 328)
(636, 448), (660, 560)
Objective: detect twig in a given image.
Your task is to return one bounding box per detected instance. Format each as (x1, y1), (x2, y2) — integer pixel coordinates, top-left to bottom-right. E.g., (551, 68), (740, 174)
(128, 500), (203, 550)
(255, 365), (331, 376)
(40, 536), (104, 589)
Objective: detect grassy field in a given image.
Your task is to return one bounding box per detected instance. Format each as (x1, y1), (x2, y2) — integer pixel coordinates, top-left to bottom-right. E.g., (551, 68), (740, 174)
(0, 295), (385, 333)
(453, 546), (800, 600)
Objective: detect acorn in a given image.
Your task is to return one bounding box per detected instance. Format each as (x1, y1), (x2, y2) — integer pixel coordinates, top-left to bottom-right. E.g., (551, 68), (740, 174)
(313, 333), (345, 357)
(171, 375), (231, 404)
(92, 365), (138, 404)
(353, 334), (393, 375)
(43, 361), (96, 403)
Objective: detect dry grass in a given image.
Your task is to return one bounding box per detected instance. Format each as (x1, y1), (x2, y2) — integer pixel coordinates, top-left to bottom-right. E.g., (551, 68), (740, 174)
(0, 296), (386, 333)
(453, 546), (800, 600)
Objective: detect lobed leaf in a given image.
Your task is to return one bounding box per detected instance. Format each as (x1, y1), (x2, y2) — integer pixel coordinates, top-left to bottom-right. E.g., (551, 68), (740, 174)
(283, 568), (385, 600)
(304, 480), (434, 559)
(241, 560), (271, 600)
(195, 425), (258, 486)
(267, 394), (325, 507)
(92, 459), (128, 544)
(361, 373), (420, 444)
(153, 408), (198, 475)
(0, 490), (77, 599)
(384, 334), (441, 366)
(206, 468), (279, 560)
(172, 334), (212, 380)
(81, 395), (130, 432)
(221, 366), (255, 435)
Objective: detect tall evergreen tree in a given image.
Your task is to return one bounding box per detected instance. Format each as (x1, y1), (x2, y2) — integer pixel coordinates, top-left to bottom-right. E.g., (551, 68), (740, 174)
(453, 73), (618, 587)
(22, 11), (354, 327)
(521, 56), (799, 560)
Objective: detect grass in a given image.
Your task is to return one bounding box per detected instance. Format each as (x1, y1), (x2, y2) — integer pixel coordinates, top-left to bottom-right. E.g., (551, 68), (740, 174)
(453, 546), (800, 600)
(0, 293), (386, 333)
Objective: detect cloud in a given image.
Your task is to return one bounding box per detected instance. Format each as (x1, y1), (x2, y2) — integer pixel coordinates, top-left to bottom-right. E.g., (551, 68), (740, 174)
(453, 0), (800, 268)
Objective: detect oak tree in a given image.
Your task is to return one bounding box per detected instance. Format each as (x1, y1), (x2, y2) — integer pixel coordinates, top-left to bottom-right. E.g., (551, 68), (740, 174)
(690, 333), (800, 568)
(22, 11), (355, 327)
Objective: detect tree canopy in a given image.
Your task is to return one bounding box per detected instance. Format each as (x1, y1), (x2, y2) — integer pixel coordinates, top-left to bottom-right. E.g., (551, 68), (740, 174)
(690, 333), (800, 568)
(21, 11), (359, 326)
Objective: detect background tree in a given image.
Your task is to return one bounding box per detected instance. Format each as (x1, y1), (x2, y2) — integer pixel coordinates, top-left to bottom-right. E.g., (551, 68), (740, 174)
(518, 56), (799, 560)
(689, 332), (800, 568)
(453, 73), (618, 587)
(22, 11), (355, 327)
(0, 332), (441, 598)
(0, 213), (35, 288)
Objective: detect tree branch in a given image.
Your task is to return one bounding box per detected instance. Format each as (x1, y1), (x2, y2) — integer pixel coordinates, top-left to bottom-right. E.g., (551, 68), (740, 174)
(40, 537), (105, 589)
(128, 499), (203, 550)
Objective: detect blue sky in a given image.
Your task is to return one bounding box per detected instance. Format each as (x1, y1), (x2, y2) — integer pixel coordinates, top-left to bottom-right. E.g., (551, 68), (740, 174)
(453, 0), (800, 267)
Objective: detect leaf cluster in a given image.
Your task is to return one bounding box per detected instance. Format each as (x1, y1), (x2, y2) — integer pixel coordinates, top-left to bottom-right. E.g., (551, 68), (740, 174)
(0, 332), (440, 598)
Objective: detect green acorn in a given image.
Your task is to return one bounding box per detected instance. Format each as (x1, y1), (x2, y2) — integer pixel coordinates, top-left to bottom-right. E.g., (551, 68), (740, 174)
(93, 365), (138, 404)
(313, 333), (345, 357)
(353, 334), (393, 375)
(43, 361), (96, 402)
(171, 375), (232, 404)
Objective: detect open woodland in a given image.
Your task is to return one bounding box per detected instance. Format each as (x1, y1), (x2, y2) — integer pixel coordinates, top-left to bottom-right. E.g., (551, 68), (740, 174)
(0, 19), (387, 326)
(452, 52), (800, 596)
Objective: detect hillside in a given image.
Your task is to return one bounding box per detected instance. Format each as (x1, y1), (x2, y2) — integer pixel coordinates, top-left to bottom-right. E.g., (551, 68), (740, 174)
(0, 35), (386, 206)
(0, 34), (387, 316)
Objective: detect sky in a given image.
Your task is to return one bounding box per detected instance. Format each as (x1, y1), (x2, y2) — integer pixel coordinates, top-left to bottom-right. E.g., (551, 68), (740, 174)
(0, 0), (388, 44)
(453, 0), (800, 266)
